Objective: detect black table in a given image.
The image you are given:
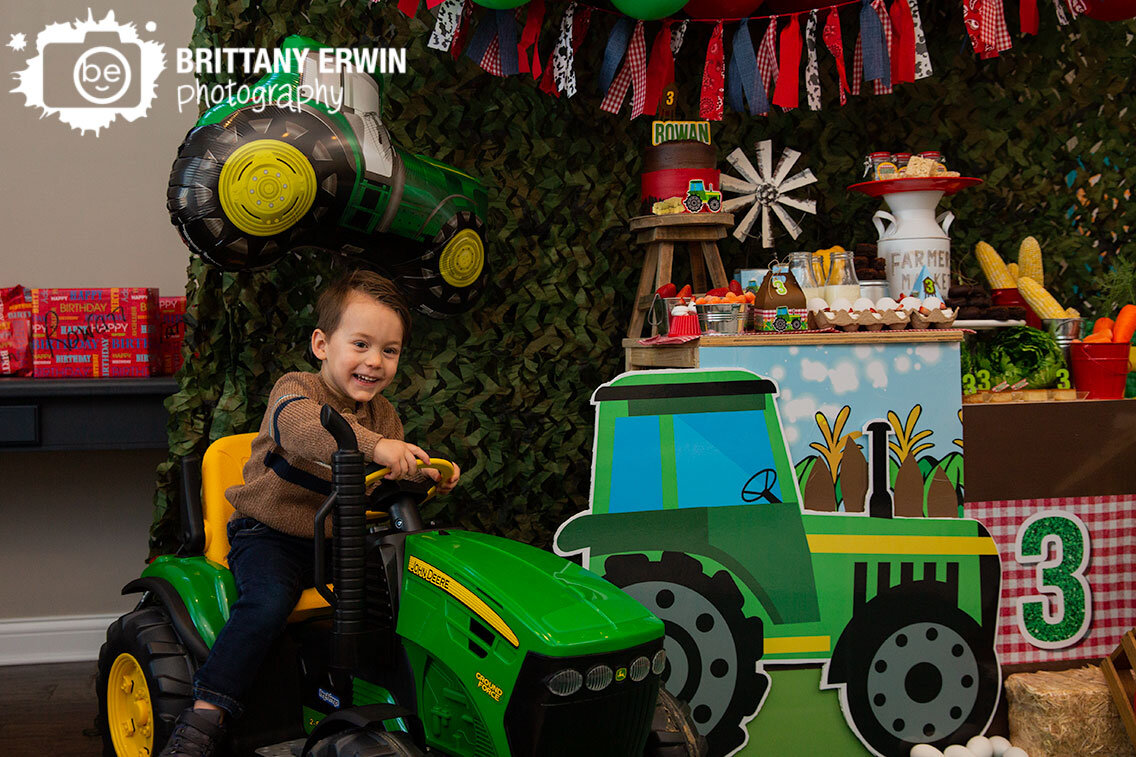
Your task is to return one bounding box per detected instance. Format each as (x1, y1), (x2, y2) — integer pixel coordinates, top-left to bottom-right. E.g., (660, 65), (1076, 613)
(0, 377), (177, 450)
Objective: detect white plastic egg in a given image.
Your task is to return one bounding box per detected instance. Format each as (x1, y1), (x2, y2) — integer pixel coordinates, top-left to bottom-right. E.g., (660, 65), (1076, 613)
(876, 297), (900, 311)
(922, 296), (944, 310)
(943, 746), (975, 757)
(1003, 748), (1028, 757)
(830, 297), (853, 311)
(987, 736), (1011, 756)
(900, 296), (922, 311)
(910, 745), (945, 757)
(807, 297), (829, 313)
(852, 297), (876, 312)
(966, 736), (993, 757)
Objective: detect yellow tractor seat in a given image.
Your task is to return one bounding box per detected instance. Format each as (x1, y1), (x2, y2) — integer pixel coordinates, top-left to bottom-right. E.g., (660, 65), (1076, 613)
(200, 433), (331, 621)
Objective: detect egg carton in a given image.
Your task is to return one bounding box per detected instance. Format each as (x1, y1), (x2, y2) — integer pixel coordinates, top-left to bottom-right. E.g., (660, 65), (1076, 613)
(813, 308), (912, 331)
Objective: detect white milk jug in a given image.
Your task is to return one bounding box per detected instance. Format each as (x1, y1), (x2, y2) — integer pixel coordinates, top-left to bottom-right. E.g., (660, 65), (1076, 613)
(872, 188), (955, 298)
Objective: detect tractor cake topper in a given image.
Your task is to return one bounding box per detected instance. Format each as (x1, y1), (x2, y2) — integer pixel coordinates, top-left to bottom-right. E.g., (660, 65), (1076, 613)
(167, 35), (489, 318)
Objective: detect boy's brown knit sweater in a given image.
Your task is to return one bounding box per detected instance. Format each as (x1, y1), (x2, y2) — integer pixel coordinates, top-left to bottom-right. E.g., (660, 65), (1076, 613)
(227, 371), (407, 537)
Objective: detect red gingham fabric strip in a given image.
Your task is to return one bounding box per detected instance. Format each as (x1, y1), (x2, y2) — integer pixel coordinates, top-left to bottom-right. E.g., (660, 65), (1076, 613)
(757, 17), (779, 111)
(967, 495), (1136, 665)
(979, 0), (1012, 59)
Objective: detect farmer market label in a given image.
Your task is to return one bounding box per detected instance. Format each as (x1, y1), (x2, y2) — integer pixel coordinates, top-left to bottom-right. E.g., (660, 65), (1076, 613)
(652, 120), (711, 146)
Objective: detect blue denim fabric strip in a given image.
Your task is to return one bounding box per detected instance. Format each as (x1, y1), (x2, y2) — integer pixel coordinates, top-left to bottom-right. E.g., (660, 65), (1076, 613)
(728, 20), (765, 116)
(599, 17), (634, 95)
(464, 14), (497, 66)
(496, 9), (519, 76)
(860, 0), (889, 87)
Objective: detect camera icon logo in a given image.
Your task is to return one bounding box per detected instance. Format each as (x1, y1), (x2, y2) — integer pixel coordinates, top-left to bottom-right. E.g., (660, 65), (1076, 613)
(11, 10), (165, 136)
(44, 32), (142, 108)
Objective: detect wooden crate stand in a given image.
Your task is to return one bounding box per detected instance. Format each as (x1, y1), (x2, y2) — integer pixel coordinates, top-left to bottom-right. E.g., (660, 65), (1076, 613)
(1102, 628), (1136, 749)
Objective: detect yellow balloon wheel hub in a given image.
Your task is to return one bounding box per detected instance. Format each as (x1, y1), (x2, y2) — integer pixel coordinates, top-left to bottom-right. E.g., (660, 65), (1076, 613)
(219, 139), (318, 237)
(107, 652), (154, 756)
(439, 229), (484, 288)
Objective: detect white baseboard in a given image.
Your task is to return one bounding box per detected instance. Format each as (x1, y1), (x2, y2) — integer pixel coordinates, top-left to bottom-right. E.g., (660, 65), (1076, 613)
(0, 614), (117, 666)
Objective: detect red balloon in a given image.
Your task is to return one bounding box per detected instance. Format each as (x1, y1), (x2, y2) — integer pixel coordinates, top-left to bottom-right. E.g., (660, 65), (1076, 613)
(1080, 0), (1136, 20)
(683, 0), (765, 19)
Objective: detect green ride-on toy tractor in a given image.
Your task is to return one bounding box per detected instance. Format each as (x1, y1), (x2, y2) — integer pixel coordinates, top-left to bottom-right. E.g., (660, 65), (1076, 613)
(97, 407), (705, 757)
(682, 181), (722, 214)
(167, 35), (489, 318)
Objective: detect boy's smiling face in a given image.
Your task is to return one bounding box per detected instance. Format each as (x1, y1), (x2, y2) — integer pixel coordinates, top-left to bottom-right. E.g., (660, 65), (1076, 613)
(311, 293), (403, 403)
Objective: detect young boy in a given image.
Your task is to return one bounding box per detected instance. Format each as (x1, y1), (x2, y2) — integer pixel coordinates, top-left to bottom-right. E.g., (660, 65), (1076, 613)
(160, 271), (460, 757)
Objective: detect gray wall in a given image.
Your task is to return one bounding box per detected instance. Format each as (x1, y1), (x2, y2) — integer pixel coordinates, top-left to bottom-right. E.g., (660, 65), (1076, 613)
(1, 0), (196, 627)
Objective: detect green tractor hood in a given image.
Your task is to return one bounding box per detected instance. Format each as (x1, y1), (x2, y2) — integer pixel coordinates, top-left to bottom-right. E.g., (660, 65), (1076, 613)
(403, 531), (663, 656)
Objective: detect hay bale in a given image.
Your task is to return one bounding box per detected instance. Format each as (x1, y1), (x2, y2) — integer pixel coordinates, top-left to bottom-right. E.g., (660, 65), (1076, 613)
(1006, 666), (1136, 757)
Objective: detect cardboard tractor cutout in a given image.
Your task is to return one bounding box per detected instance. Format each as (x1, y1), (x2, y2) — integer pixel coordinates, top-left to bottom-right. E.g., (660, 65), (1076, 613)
(167, 35), (489, 317)
(555, 369), (1003, 757)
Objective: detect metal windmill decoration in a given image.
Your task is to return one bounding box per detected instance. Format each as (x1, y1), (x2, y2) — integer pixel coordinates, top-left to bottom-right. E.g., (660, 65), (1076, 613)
(721, 140), (818, 246)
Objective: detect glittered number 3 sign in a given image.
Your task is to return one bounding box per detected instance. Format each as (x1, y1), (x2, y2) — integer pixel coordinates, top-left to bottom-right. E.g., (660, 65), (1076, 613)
(1014, 510), (1092, 649)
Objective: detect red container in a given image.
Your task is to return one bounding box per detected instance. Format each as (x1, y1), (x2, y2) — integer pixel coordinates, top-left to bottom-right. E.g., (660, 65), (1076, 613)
(992, 287), (1042, 328)
(32, 288), (158, 377)
(1069, 341), (1130, 399)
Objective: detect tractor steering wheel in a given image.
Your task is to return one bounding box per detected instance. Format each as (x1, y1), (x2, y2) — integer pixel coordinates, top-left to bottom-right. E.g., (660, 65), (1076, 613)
(364, 458), (456, 507)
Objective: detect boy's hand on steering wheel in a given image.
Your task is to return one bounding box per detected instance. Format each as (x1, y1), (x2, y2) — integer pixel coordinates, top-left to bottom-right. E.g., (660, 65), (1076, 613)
(373, 438), (431, 480)
(422, 462), (461, 494)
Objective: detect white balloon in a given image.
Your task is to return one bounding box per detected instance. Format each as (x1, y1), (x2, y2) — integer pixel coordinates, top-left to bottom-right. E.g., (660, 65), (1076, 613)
(943, 746), (976, 757)
(966, 736), (994, 757)
(910, 745), (945, 757)
(988, 736), (1012, 756)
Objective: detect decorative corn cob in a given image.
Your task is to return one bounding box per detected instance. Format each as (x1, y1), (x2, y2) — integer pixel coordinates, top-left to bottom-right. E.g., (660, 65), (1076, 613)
(976, 241), (1016, 289)
(1017, 276), (1066, 319)
(1065, 307), (1080, 318)
(1018, 236), (1044, 286)
(1007, 263), (1019, 282)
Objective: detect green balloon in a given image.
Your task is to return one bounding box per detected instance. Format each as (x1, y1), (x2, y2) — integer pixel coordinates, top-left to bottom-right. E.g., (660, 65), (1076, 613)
(471, 0), (529, 8)
(611, 0), (689, 19)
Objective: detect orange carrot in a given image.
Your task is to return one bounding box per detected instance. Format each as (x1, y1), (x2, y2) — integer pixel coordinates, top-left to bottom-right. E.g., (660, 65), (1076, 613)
(1084, 330), (1113, 343)
(1092, 317), (1114, 334)
(1113, 304), (1136, 344)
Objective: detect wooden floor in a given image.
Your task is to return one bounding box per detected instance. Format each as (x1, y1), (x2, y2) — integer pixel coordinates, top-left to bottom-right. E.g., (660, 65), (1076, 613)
(0, 661), (105, 757)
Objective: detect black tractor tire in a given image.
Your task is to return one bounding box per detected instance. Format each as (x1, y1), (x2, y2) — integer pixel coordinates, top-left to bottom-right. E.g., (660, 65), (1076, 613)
(388, 210), (489, 318)
(167, 105), (356, 270)
(834, 580), (1000, 756)
(684, 195), (703, 213)
(707, 196), (722, 212)
(605, 551), (768, 757)
(645, 686), (709, 757)
(96, 605), (197, 757)
(307, 728), (424, 757)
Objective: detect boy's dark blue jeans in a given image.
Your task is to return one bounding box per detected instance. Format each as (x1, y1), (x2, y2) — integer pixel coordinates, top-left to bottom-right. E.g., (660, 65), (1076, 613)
(193, 517), (327, 717)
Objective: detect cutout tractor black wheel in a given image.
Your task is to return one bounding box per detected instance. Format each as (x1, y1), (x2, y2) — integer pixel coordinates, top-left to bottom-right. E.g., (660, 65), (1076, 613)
(167, 105), (356, 270)
(605, 551), (768, 757)
(307, 728), (424, 756)
(707, 197), (722, 212)
(834, 581), (1000, 756)
(388, 211), (488, 318)
(684, 196), (703, 213)
(96, 605), (196, 757)
(645, 686), (709, 757)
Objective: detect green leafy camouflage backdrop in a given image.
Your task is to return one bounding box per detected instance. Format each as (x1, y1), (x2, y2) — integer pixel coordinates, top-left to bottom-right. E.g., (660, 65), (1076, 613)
(149, 0), (1135, 555)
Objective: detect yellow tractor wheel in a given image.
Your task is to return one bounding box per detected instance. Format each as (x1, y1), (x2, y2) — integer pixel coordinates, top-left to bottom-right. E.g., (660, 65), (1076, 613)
(97, 607), (196, 756)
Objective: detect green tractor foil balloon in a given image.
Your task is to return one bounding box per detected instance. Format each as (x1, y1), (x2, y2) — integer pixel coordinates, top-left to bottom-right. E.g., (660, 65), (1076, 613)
(168, 35), (489, 317)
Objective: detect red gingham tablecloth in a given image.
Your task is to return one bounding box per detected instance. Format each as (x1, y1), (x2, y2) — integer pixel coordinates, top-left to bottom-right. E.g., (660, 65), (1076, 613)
(968, 495), (1136, 665)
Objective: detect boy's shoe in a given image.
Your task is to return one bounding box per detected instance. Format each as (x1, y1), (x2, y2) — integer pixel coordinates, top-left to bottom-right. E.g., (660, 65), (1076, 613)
(159, 707), (226, 757)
